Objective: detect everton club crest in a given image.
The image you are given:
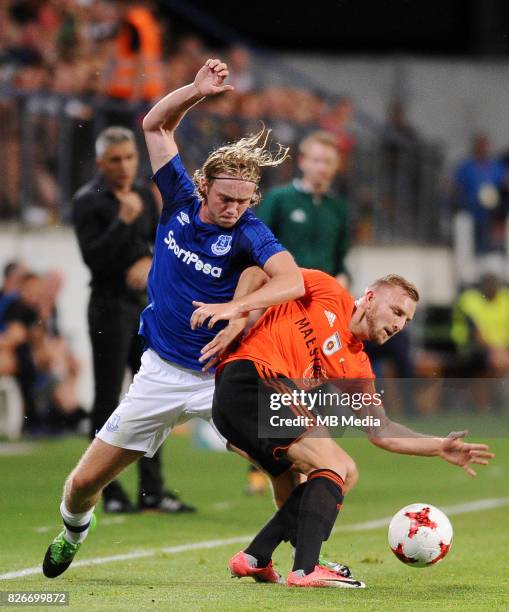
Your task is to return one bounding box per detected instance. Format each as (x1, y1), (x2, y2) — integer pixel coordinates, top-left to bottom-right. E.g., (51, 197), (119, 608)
(211, 235), (232, 256)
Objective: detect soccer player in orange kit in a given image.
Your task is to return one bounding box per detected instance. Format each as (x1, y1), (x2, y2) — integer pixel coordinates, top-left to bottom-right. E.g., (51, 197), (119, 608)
(204, 268), (494, 588)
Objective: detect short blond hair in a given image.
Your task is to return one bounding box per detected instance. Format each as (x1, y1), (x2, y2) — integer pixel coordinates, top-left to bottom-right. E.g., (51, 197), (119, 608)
(370, 274), (420, 302)
(299, 130), (338, 155)
(193, 127), (289, 205)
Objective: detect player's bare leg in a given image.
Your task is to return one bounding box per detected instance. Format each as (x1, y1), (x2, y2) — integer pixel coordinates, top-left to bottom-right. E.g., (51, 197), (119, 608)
(64, 438), (144, 513)
(43, 439), (143, 578)
(269, 470), (304, 509)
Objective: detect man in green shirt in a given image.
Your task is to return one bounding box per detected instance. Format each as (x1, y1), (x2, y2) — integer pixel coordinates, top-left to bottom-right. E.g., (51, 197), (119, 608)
(258, 131), (350, 286)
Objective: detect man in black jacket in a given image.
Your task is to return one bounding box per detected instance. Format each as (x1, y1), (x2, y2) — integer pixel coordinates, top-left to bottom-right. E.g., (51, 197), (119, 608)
(73, 125), (194, 514)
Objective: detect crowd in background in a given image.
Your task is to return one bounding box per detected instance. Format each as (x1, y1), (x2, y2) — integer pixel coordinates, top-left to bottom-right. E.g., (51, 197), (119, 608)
(0, 0), (439, 246)
(0, 0), (509, 435)
(0, 260), (86, 434)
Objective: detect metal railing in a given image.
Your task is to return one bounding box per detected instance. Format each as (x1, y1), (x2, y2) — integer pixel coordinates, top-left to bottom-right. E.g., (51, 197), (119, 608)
(0, 91), (447, 244)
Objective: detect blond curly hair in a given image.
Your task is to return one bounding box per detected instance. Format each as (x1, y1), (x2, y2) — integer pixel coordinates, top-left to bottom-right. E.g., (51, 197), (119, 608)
(193, 127), (289, 206)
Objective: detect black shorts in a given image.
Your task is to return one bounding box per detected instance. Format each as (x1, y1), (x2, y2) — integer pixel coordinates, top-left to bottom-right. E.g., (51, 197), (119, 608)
(212, 360), (313, 477)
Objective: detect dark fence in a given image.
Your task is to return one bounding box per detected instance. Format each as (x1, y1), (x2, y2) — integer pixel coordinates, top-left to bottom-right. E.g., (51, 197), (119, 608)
(0, 91), (446, 245)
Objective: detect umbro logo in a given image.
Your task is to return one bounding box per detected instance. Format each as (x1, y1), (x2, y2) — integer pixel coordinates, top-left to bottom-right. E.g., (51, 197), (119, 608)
(177, 211), (190, 226)
(324, 310), (336, 327)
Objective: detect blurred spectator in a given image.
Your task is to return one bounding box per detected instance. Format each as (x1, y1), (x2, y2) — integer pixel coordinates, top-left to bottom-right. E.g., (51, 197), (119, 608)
(290, 89), (322, 130)
(1, 0), (44, 69)
(237, 91), (266, 130)
(30, 270), (85, 427)
(163, 53), (194, 92)
(0, 262), (28, 400)
(2, 270), (85, 433)
(1, 272), (42, 430)
(81, 0), (119, 49)
(174, 34), (206, 74)
(379, 101), (421, 228)
(451, 274), (509, 377)
(264, 86), (299, 146)
(454, 133), (507, 253)
(22, 91), (61, 226)
(0, 261), (27, 330)
(258, 130), (350, 285)
(103, 0), (164, 104)
(382, 101), (420, 157)
(0, 95), (21, 219)
(0, 1), (442, 238)
(319, 95), (356, 193)
(361, 103), (420, 390)
(227, 45), (256, 93)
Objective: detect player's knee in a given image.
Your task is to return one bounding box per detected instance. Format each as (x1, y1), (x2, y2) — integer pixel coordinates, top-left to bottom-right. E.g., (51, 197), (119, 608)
(324, 442), (350, 482)
(68, 470), (102, 497)
(343, 457), (359, 493)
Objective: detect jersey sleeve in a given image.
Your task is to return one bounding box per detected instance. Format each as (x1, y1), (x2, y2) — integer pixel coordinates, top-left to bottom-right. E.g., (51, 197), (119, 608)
(152, 154), (196, 216)
(240, 217), (286, 268)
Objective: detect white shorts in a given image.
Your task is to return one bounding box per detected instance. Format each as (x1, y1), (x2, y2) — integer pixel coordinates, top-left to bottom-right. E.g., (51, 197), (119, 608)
(96, 348), (217, 457)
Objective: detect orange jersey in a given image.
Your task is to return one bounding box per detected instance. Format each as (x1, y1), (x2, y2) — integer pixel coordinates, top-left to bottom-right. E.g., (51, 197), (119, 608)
(221, 269), (374, 384)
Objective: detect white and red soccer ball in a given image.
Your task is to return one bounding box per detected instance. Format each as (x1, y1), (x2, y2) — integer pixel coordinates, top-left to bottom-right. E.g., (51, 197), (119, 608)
(388, 503), (453, 567)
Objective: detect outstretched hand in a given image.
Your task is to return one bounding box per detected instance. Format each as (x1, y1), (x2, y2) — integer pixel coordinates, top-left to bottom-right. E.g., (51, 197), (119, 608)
(190, 300), (246, 330)
(439, 430), (495, 477)
(194, 59), (234, 97)
(198, 320), (246, 372)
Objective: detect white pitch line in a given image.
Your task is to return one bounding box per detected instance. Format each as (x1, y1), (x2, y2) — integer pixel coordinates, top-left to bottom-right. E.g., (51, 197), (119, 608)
(0, 443), (37, 456)
(0, 536), (253, 581)
(333, 496), (509, 533)
(1, 496), (508, 581)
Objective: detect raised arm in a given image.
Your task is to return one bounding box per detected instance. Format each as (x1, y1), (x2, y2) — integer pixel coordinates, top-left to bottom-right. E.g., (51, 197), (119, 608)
(142, 59), (234, 173)
(342, 380), (494, 477)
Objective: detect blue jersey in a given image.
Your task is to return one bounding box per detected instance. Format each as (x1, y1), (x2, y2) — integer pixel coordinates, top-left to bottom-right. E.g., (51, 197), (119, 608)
(140, 154), (285, 371)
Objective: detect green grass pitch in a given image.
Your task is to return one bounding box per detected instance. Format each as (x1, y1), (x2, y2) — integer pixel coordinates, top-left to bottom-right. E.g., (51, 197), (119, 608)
(1, 433), (508, 611)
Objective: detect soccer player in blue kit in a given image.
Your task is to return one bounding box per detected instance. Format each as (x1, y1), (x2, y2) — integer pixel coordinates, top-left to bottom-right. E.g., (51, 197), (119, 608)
(42, 58), (305, 578)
